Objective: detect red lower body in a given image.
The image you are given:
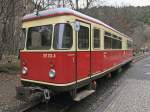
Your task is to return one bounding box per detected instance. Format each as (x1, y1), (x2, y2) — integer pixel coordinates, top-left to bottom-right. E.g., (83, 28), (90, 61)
(20, 50), (133, 91)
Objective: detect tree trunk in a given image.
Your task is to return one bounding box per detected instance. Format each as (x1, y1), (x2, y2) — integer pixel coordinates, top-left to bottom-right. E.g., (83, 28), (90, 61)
(0, 41), (3, 60)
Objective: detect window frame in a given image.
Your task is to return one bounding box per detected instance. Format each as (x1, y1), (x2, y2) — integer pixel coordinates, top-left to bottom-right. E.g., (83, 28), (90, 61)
(22, 28), (27, 50)
(127, 40), (133, 49)
(104, 31), (123, 50)
(93, 28), (101, 49)
(26, 24), (53, 50)
(104, 31), (112, 49)
(111, 35), (122, 49)
(53, 23), (73, 50)
(78, 25), (90, 50)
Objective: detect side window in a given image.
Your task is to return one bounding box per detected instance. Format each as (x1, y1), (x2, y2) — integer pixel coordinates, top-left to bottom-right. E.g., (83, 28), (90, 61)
(112, 35), (122, 49)
(78, 26), (89, 49)
(127, 40), (132, 49)
(104, 32), (111, 49)
(118, 38), (122, 49)
(112, 35), (117, 49)
(93, 28), (100, 48)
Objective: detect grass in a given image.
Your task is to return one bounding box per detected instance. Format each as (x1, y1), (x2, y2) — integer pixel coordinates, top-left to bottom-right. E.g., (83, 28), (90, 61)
(0, 61), (20, 74)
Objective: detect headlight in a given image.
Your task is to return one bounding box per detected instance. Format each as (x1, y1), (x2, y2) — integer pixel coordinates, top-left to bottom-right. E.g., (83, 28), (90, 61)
(22, 66), (28, 75)
(49, 69), (56, 78)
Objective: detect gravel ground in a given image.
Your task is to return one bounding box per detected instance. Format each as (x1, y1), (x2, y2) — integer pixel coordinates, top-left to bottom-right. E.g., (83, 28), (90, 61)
(0, 73), (25, 112)
(98, 55), (150, 112)
(103, 79), (150, 112)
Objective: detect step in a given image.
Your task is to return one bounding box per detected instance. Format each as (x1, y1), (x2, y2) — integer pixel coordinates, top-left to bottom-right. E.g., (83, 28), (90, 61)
(73, 90), (95, 101)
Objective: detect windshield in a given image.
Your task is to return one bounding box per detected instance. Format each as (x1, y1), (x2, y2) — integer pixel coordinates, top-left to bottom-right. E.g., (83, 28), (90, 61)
(26, 25), (53, 50)
(22, 28), (26, 38)
(53, 23), (73, 49)
(22, 28), (26, 49)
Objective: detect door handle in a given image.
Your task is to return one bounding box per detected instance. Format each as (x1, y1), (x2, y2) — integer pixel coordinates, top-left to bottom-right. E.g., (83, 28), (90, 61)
(86, 54), (90, 58)
(67, 54), (75, 56)
(72, 57), (75, 63)
(104, 52), (107, 55)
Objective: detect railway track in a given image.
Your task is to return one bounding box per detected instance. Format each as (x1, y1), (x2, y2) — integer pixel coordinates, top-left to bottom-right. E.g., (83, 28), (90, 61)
(18, 100), (42, 112)
(17, 92), (76, 112)
(133, 53), (150, 63)
(17, 53), (150, 112)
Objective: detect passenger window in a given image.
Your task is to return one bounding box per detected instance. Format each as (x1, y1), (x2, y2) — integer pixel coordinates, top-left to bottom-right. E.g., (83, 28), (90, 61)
(118, 38), (122, 49)
(127, 40), (132, 49)
(78, 26), (89, 49)
(53, 23), (73, 49)
(93, 29), (100, 48)
(112, 35), (122, 49)
(104, 32), (111, 49)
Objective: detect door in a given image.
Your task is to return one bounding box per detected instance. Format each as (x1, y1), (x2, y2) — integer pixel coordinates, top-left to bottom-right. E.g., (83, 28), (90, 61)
(76, 22), (91, 83)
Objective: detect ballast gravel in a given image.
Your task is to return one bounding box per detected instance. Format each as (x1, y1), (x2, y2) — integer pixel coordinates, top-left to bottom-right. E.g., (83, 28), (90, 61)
(103, 79), (150, 112)
(0, 73), (25, 112)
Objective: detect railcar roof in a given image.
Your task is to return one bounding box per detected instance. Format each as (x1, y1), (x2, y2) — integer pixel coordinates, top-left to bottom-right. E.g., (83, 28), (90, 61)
(23, 8), (131, 40)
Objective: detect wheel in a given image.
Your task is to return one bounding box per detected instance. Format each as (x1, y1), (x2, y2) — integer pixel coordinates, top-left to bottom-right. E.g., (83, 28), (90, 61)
(107, 73), (112, 78)
(70, 89), (77, 99)
(89, 81), (97, 90)
(126, 61), (132, 67)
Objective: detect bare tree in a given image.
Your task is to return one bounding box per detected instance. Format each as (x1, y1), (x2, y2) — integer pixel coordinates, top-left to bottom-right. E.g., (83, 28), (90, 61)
(32, 0), (101, 11)
(0, 0), (34, 60)
(0, 0), (16, 59)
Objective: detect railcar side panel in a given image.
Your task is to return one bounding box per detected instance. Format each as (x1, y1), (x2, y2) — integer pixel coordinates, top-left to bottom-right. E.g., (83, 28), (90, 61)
(91, 50), (133, 75)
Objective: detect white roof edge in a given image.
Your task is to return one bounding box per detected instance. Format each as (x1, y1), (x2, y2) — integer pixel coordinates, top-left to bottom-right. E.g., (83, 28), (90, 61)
(23, 8), (132, 40)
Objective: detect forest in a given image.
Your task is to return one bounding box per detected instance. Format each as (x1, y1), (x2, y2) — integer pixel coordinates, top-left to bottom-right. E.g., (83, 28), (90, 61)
(0, 0), (150, 60)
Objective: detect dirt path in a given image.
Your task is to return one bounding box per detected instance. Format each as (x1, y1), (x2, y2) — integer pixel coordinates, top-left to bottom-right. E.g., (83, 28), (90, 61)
(0, 73), (21, 112)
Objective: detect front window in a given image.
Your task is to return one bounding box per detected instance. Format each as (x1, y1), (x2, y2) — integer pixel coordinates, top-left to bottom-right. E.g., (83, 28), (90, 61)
(22, 28), (26, 49)
(53, 23), (73, 49)
(22, 28), (26, 39)
(26, 25), (53, 50)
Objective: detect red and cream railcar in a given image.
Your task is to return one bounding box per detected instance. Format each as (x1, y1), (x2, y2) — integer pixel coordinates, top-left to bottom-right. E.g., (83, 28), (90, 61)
(18, 8), (133, 100)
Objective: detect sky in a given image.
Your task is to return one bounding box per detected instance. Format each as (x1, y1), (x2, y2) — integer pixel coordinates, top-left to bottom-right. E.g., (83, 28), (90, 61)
(77, 0), (150, 7)
(105, 0), (150, 6)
